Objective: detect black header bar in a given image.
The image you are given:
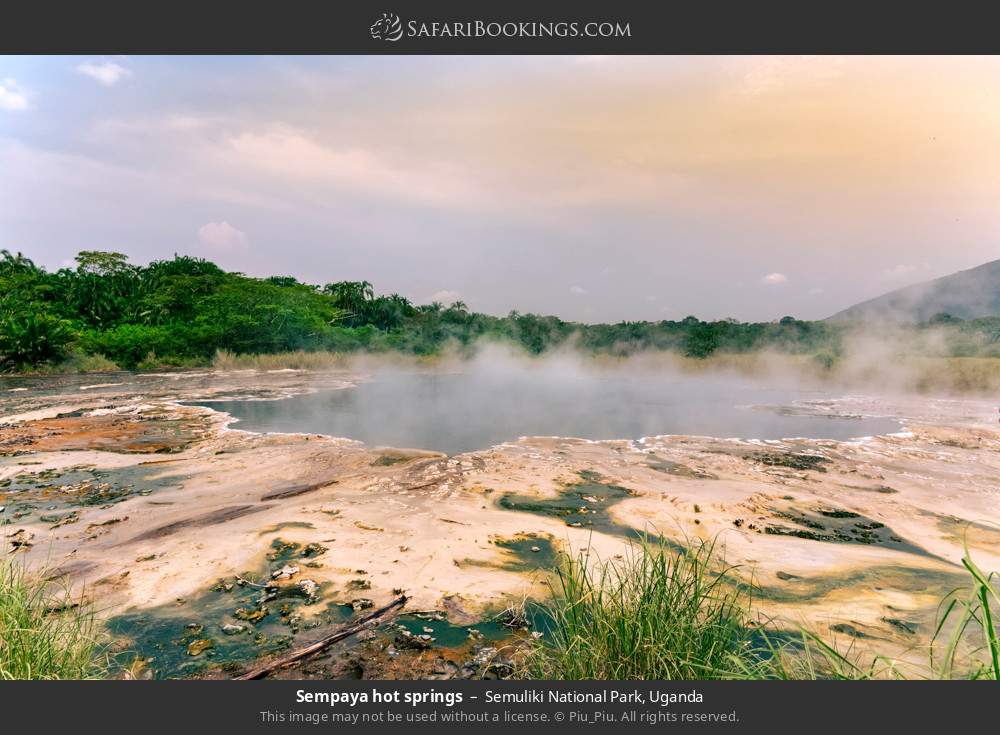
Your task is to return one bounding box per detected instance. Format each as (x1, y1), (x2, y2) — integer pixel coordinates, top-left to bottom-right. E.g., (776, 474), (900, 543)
(2, 0), (999, 54)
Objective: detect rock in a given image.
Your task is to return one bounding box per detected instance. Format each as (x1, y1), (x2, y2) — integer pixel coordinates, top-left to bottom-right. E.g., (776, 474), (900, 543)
(185, 623), (204, 635)
(467, 646), (513, 679)
(234, 606), (269, 624)
(351, 598), (374, 611)
(530, 546), (541, 552)
(297, 578), (319, 600)
(471, 646), (497, 666)
(7, 528), (34, 550)
(187, 638), (214, 656)
(221, 623), (245, 635)
(394, 631), (432, 650)
(301, 542), (327, 558)
(271, 564), (299, 580)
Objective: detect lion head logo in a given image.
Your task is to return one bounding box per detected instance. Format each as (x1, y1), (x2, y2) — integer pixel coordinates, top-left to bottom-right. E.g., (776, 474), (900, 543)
(370, 12), (403, 42)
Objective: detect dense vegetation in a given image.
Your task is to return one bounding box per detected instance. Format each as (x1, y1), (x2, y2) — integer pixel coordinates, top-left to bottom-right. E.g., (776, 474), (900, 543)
(4, 249), (1000, 372)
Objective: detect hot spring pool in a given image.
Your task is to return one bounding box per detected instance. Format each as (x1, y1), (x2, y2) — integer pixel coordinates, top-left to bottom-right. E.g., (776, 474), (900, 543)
(191, 369), (899, 455)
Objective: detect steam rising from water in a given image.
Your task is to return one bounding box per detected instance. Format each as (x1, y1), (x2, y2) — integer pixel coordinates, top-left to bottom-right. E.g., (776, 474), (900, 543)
(195, 344), (899, 454)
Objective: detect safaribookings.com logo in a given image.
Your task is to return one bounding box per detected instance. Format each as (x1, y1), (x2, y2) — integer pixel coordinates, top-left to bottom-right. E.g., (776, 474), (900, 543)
(369, 13), (631, 42)
(370, 13), (403, 41)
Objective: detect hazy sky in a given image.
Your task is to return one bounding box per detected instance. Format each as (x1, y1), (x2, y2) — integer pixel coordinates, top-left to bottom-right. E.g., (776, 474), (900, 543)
(2, 55), (999, 322)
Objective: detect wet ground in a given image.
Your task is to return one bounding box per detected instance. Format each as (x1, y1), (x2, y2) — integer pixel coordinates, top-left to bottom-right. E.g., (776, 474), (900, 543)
(2, 366), (999, 678)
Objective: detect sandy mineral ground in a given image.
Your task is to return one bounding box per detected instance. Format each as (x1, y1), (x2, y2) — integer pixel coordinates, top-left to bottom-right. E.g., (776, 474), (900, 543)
(2, 368), (999, 678)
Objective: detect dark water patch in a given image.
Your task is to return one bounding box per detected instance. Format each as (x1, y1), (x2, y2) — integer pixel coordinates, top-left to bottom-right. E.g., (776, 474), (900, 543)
(496, 471), (652, 541)
(390, 612), (517, 650)
(0, 463), (186, 526)
(385, 599), (559, 662)
(107, 537), (343, 679)
(459, 533), (558, 573)
(189, 370), (900, 455)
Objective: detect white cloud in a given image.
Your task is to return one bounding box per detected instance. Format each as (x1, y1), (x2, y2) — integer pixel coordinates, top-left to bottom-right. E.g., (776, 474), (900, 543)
(0, 78), (29, 111)
(76, 61), (132, 86)
(430, 290), (462, 304)
(760, 272), (788, 285)
(197, 221), (248, 250)
(808, 287), (824, 296)
(882, 262), (930, 281)
(569, 285), (587, 295)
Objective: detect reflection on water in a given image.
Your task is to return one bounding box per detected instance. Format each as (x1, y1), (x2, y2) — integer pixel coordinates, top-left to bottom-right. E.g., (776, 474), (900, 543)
(191, 369), (898, 454)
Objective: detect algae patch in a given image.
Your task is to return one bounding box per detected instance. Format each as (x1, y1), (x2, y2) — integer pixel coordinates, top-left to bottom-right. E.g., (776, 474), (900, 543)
(0, 464), (186, 527)
(755, 499), (926, 555)
(496, 471), (649, 540)
(459, 533), (558, 573)
(744, 452), (831, 473)
(107, 537), (345, 678)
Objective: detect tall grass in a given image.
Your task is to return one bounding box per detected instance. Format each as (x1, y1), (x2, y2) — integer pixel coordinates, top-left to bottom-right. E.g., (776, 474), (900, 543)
(0, 557), (104, 679)
(521, 539), (773, 679)
(930, 546), (1000, 680)
(211, 349), (346, 371)
(521, 539), (1000, 681)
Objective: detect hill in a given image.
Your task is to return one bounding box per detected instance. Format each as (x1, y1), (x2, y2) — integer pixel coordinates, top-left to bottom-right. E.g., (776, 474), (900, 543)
(828, 259), (1000, 322)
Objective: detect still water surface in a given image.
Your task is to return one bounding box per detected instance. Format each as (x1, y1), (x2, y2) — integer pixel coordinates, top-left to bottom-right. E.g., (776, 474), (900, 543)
(192, 370), (898, 454)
